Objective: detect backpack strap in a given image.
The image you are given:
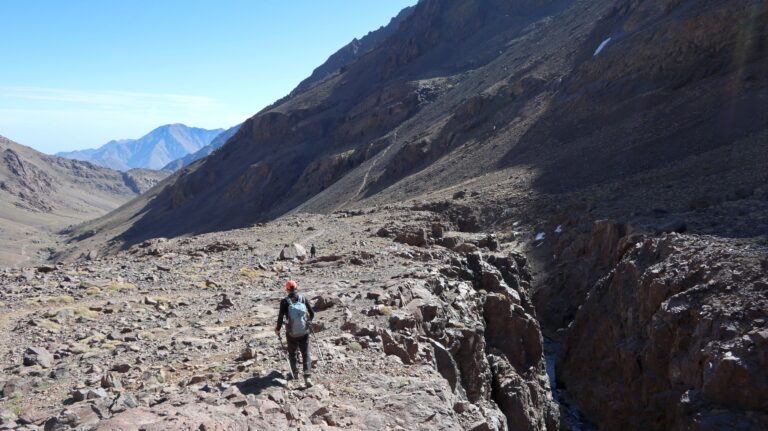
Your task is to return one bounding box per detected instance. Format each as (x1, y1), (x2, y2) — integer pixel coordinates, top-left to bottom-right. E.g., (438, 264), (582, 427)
(287, 294), (305, 305)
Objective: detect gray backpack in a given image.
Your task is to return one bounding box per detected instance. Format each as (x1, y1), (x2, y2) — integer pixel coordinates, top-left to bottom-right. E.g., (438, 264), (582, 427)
(286, 294), (309, 337)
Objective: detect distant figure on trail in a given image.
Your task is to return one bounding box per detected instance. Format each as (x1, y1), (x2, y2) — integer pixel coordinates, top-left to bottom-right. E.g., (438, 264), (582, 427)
(310, 244), (316, 259)
(275, 279), (315, 387)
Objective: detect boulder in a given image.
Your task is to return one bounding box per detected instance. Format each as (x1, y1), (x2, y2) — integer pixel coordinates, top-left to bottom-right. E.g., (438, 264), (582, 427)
(431, 223), (445, 239)
(239, 347), (257, 361)
(100, 373), (122, 389)
(216, 294), (234, 310)
(313, 294), (341, 311)
(23, 347), (53, 368)
(431, 340), (460, 393)
(279, 243), (307, 261)
(380, 330), (419, 364)
(483, 293), (542, 371)
(450, 327), (492, 403)
(109, 393), (138, 414)
(394, 229), (428, 247)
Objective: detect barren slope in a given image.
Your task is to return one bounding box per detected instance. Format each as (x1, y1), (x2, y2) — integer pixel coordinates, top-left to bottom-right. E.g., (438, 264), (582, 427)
(0, 136), (169, 266)
(0, 210), (560, 430)
(64, 0), (767, 259)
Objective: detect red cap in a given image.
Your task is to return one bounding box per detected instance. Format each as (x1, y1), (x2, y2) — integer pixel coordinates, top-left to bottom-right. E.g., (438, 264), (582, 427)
(285, 280), (298, 291)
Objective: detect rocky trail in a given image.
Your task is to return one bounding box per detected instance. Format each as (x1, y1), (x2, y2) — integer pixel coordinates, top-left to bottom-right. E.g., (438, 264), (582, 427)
(1, 203), (766, 430)
(0, 208), (564, 430)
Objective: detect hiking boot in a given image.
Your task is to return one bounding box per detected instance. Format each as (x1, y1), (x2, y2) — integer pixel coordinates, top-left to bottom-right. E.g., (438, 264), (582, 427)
(304, 376), (313, 388)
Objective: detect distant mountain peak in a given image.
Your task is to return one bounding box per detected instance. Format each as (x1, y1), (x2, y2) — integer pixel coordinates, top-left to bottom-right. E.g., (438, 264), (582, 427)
(56, 124), (224, 171)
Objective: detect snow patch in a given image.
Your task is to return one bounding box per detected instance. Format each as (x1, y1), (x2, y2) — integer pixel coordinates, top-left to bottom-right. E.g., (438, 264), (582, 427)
(593, 37), (612, 56)
(555, 225), (563, 234)
(535, 232), (546, 241)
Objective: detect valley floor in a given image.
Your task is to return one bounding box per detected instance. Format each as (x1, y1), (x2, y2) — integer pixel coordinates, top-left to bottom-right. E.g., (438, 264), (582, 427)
(0, 210), (555, 430)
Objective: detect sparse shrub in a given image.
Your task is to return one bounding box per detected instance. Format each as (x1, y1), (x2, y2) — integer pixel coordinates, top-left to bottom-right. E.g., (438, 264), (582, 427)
(74, 308), (99, 318)
(44, 296), (75, 305)
(38, 319), (61, 332)
(239, 267), (261, 279)
(138, 330), (156, 339)
(106, 282), (136, 292)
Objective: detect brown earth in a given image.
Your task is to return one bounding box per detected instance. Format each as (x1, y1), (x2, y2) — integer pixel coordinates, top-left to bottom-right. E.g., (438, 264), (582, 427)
(0, 210), (560, 430)
(0, 136), (169, 268)
(4, 0), (767, 429)
(554, 228), (768, 430)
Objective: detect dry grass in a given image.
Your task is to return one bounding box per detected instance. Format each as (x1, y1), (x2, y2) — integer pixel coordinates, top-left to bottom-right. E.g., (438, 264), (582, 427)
(85, 286), (101, 295)
(74, 308), (99, 319)
(37, 319), (61, 332)
(101, 340), (123, 350)
(239, 267), (262, 279)
(106, 282), (136, 292)
(26, 296), (75, 306)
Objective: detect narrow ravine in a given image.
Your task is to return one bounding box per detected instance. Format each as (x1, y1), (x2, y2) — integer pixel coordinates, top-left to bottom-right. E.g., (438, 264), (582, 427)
(543, 337), (595, 431)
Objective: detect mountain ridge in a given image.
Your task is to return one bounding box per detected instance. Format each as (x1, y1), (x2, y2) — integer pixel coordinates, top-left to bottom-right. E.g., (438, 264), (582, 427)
(64, 0), (767, 251)
(162, 125), (241, 172)
(0, 134), (169, 266)
(57, 124), (223, 171)
(9, 1), (768, 429)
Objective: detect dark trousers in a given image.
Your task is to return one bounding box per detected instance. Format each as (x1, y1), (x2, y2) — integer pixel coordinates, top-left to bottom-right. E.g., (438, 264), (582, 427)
(287, 334), (311, 377)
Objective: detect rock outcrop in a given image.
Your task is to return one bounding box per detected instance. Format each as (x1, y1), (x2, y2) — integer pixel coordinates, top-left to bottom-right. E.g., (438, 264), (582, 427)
(0, 211), (560, 430)
(533, 218), (637, 331)
(557, 234), (768, 430)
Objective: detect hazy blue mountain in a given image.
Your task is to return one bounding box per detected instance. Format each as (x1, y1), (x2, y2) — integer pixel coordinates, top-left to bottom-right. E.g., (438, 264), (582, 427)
(57, 124), (224, 171)
(162, 124), (241, 171)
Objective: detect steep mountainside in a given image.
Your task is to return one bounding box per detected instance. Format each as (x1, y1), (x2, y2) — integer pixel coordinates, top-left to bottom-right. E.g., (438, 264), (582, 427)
(57, 124), (223, 171)
(0, 135), (168, 266)
(15, 1), (768, 429)
(162, 125), (241, 172)
(68, 0), (767, 254)
(291, 5), (416, 95)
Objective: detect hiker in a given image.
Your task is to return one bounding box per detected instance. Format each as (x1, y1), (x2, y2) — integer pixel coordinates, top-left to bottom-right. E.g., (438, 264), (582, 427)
(275, 279), (315, 387)
(310, 244), (317, 259)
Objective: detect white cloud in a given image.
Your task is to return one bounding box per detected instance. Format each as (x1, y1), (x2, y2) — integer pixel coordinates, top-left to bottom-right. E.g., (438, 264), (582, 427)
(0, 86), (219, 110)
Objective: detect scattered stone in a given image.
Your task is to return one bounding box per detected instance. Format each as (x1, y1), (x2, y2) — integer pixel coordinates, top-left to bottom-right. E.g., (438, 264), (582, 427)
(23, 347), (53, 368)
(50, 366), (70, 380)
(216, 294), (234, 310)
(110, 393), (138, 414)
(313, 294), (341, 311)
(110, 363), (131, 373)
(100, 373), (122, 389)
(238, 346), (257, 361)
(144, 296), (158, 306)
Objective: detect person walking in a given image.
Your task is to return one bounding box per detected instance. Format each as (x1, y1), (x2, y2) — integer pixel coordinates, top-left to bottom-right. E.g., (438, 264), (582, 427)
(275, 279), (315, 387)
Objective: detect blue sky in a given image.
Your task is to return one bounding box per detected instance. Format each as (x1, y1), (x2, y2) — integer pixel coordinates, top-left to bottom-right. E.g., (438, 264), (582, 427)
(0, 0), (416, 154)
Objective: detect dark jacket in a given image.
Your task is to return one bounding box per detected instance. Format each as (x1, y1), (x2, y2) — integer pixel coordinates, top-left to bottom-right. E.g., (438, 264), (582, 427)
(276, 291), (315, 333)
